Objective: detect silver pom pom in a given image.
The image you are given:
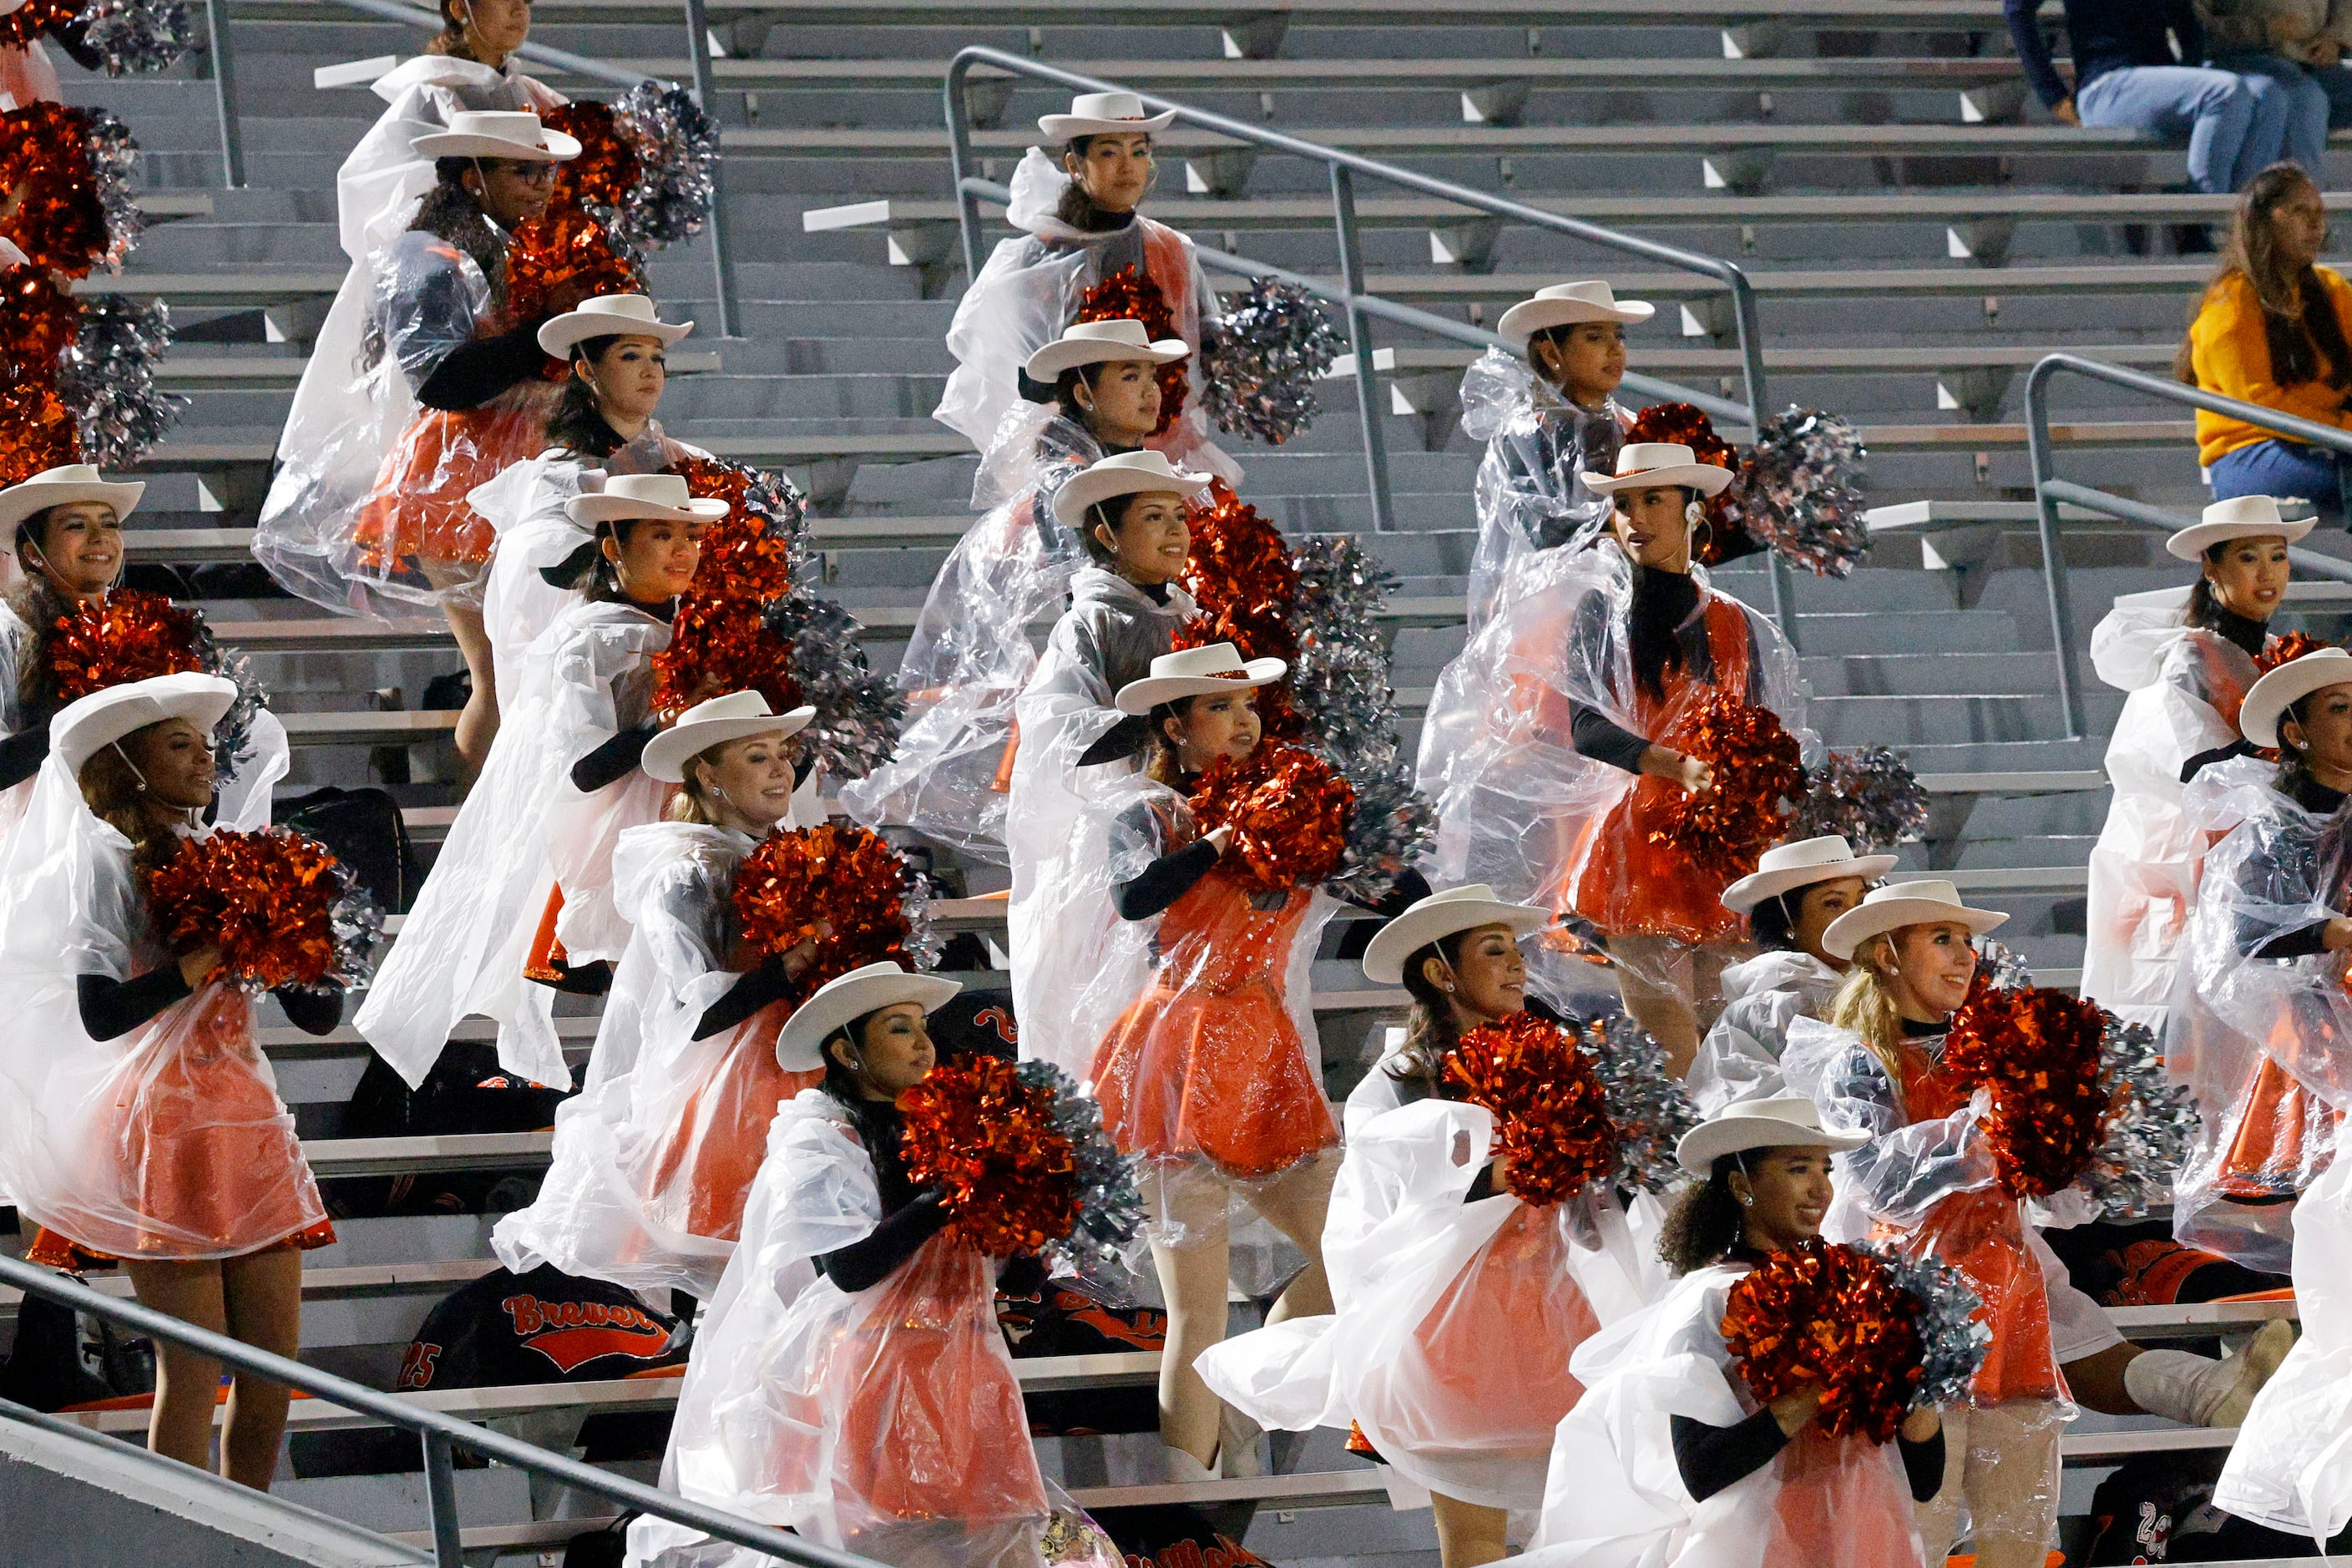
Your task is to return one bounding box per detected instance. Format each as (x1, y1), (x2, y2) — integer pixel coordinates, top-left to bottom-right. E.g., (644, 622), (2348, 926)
(182, 607), (270, 780)
(1727, 407), (1869, 579)
(73, 0), (193, 73)
(770, 592), (906, 783)
(1789, 745), (1928, 853)
(58, 294), (185, 467)
(1864, 1242), (1991, 1410)
(892, 842), (943, 974)
(2080, 1012), (2198, 1220)
(1972, 939), (2034, 994)
(611, 81), (720, 250)
(1201, 276), (1344, 446)
(1580, 1011), (1701, 1193)
(1016, 1056), (1146, 1269)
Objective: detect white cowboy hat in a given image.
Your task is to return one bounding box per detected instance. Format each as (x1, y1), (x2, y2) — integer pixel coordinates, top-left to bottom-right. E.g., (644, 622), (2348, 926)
(411, 109), (581, 163)
(1676, 1095), (1869, 1176)
(53, 672), (237, 776)
(536, 293), (695, 358)
(1579, 442), (1735, 498)
(0, 464), (144, 538)
(776, 960), (962, 1072)
(2164, 494), (2314, 560)
(564, 472), (731, 528)
(1025, 318), (1190, 382)
(1495, 280), (1657, 343)
(2242, 646), (2352, 750)
(1113, 641), (1287, 716)
(641, 690), (817, 784)
(1051, 448), (1212, 531)
(1361, 883), (1550, 986)
(1719, 834), (1901, 915)
(1039, 90), (1177, 140)
(1820, 878), (2008, 964)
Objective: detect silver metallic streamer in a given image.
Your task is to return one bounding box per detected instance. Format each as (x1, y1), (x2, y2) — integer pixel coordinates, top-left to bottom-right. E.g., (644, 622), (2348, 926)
(73, 0), (192, 73)
(78, 106), (144, 273)
(2080, 1012), (2198, 1220)
(1789, 745), (1928, 853)
(1726, 407), (1869, 579)
(1972, 938), (2035, 994)
(1015, 1056), (1146, 1270)
(1580, 1011), (1701, 1193)
(58, 294), (184, 468)
(770, 591), (906, 784)
(610, 81), (719, 250)
(1863, 1242), (1992, 1411)
(1200, 276), (1344, 446)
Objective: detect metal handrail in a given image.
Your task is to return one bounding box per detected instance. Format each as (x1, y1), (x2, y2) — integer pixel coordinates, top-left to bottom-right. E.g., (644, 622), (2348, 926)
(0, 1252), (880, 1568)
(939, 46), (1798, 638)
(2023, 352), (2352, 737)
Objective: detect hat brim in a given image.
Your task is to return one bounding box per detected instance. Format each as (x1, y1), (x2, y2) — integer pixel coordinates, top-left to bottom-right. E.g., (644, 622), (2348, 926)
(1582, 462), (1734, 498)
(1024, 335), (1190, 382)
(0, 478), (144, 538)
(641, 706), (817, 783)
(1051, 464), (1211, 531)
(1821, 894), (2008, 963)
(1037, 110), (1178, 139)
(777, 969), (963, 1071)
(537, 312), (695, 358)
(1720, 853), (1900, 914)
(1362, 899), (1550, 986)
(409, 128), (583, 161)
(53, 675), (238, 776)
(1676, 1113), (1869, 1177)
(564, 494), (731, 526)
(1496, 296), (1657, 343)
(1114, 657), (1288, 716)
(2164, 517), (2315, 560)
(2241, 652), (2352, 748)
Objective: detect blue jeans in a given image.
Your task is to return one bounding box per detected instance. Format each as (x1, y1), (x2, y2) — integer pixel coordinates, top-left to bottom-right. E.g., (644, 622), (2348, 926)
(2209, 436), (2352, 524)
(2208, 52), (2332, 175)
(2076, 63), (2289, 193)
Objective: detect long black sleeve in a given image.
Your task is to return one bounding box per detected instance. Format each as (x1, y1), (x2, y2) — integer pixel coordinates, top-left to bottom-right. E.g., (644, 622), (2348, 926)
(2254, 923), (2332, 961)
(43, 13), (110, 71)
(693, 954), (795, 1041)
(2003, 0), (2070, 109)
(813, 1191), (952, 1292)
(1078, 714), (1151, 767)
(78, 967), (194, 1041)
(0, 725), (50, 791)
(1113, 838), (1218, 921)
(275, 985), (345, 1038)
(2183, 739), (2258, 785)
(415, 325), (549, 412)
(1671, 1409), (1791, 1504)
(569, 724), (656, 794)
(1899, 1425), (1946, 1503)
(1569, 701), (1651, 774)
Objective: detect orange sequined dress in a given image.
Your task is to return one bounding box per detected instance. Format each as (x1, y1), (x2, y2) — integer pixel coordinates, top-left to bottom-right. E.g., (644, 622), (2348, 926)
(628, 997), (822, 1245)
(352, 377), (560, 574)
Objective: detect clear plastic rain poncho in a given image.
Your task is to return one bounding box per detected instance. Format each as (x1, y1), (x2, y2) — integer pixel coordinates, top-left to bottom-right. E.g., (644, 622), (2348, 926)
(1688, 948), (1848, 1117)
(933, 147), (1236, 486)
(1780, 1015), (2068, 1555)
(1417, 543), (1810, 1004)
(492, 812), (825, 1301)
(1515, 1262), (1933, 1568)
(837, 404), (1100, 860)
(1458, 346), (1629, 634)
(470, 422), (711, 700)
(2163, 755), (2352, 1272)
(0, 748), (329, 1261)
(354, 597), (671, 1090)
(628, 1090), (1119, 1568)
(2081, 586), (2263, 1031)
(255, 54), (564, 619)
(1196, 1062), (1663, 1512)
(1005, 565), (1196, 1083)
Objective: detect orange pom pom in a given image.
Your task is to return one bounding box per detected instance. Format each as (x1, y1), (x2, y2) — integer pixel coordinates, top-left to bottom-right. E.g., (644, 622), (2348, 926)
(541, 102), (640, 217)
(898, 1055), (1080, 1257)
(1442, 1010), (1617, 1206)
(2256, 630), (2329, 675)
(45, 589), (204, 701)
(1650, 690), (1804, 883)
(142, 829), (362, 990)
(1075, 266), (1186, 437)
(1187, 740), (1352, 893)
(1940, 972), (2112, 1199)
(2, 264), (79, 380)
(500, 206), (645, 335)
(0, 102), (124, 277)
(731, 824), (916, 999)
(1722, 1239), (1928, 1444)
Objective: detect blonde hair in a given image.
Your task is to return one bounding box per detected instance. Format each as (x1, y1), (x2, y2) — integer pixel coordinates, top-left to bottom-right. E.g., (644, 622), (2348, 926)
(1826, 929), (1908, 1107)
(663, 739), (734, 826)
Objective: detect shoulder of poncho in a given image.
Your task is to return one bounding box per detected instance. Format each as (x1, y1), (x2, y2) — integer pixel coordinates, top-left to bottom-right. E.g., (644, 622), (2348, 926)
(1718, 949), (1839, 1004)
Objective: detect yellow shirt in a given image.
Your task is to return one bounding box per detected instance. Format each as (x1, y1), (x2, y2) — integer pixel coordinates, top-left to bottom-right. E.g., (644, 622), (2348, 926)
(2189, 266), (2352, 468)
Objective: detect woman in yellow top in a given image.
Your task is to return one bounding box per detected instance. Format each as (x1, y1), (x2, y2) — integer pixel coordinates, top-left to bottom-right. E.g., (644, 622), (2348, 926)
(2180, 162), (2352, 524)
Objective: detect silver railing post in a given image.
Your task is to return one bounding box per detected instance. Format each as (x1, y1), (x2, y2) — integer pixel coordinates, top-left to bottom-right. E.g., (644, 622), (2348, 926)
(944, 55), (989, 286)
(679, 0), (739, 337)
(1711, 261), (1794, 646)
(2021, 357), (2086, 738)
(200, 0), (244, 187)
(420, 1431), (465, 1568)
(1328, 164), (1395, 533)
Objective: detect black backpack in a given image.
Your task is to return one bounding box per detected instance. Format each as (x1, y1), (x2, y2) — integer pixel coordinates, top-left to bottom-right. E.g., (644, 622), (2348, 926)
(276, 784), (425, 916)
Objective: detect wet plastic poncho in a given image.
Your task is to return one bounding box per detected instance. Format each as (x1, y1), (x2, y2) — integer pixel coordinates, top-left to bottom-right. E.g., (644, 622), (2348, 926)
(1515, 1262), (1931, 1568)
(355, 598), (672, 1091)
(470, 423), (711, 700)
(628, 1090), (1100, 1568)
(255, 54), (564, 618)
(837, 406), (1100, 860)
(492, 812), (824, 1299)
(2081, 587), (2263, 1030)
(1196, 1053), (1662, 1510)
(934, 147), (1235, 485)
(1688, 949), (1846, 1117)
(1005, 566), (1195, 1082)
(0, 751), (330, 1261)
(2163, 756), (2351, 1272)
(1418, 544), (1810, 1001)
(1459, 346), (1629, 633)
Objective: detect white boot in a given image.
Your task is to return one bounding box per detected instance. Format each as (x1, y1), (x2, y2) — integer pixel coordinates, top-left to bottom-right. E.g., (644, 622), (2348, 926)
(2122, 1319), (2297, 1426)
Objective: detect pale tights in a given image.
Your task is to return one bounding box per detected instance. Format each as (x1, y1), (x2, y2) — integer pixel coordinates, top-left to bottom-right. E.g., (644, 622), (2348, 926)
(419, 556), (496, 778)
(1429, 1492), (1510, 1568)
(1609, 935), (1747, 1079)
(1148, 1149), (1340, 1468)
(1911, 1401), (2061, 1568)
(124, 1247), (305, 1489)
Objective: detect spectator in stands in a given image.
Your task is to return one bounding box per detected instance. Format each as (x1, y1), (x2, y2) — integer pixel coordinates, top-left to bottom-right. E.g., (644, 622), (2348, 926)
(1687, 835), (1896, 1115)
(1461, 281), (1646, 630)
(0, 675), (347, 1491)
(2006, 0), (2294, 195)
(2200, 0), (2352, 170)
(2180, 163), (2352, 521)
(2081, 497), (2308, 1034)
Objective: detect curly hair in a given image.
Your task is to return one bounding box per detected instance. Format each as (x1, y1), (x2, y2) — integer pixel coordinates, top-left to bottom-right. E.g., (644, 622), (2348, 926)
(1657, 1152), (1751, 1277)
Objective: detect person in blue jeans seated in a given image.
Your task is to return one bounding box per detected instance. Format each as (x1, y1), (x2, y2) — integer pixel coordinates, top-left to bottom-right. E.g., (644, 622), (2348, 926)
(2203, 0), (2352, 175)
(2006, 0), (2291, 194)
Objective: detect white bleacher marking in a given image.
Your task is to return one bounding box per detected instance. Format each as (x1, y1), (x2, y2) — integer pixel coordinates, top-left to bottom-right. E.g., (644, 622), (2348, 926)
(312, 56), (399, 89)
